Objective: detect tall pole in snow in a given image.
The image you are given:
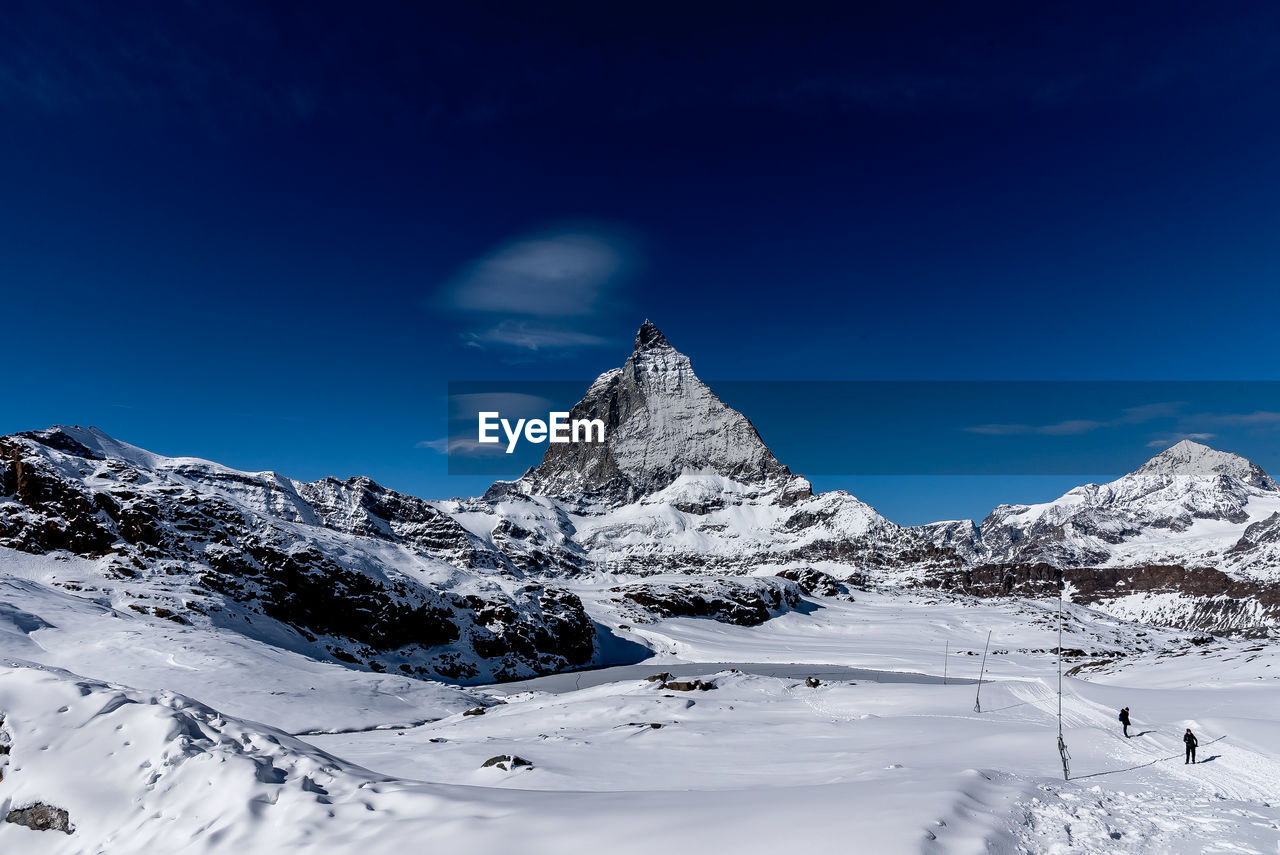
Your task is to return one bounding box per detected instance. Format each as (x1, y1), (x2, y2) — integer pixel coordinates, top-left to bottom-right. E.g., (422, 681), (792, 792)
(1057, 588), (1063, 735)
(1057, 570), (1071, 780)
(973, 631), (991, 713)
(943, 641), (948, 685)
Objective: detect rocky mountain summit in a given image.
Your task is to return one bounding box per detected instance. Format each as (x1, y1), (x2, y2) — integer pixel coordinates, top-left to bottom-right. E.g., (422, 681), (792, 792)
(468, 323), (1280, 630)
(488, 320), (808, 510)
(468, 321), (961, 579)
(919, 439), (1280, 632)
(969, 440), (1280, 573)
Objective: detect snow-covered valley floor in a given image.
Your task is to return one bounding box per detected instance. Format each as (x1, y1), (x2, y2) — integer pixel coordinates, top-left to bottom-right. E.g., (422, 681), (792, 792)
(2, 560), (1278, 854)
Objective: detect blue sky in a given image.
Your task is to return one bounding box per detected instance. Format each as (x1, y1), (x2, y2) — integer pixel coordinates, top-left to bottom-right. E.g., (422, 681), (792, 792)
(3, 2), (1280, 524)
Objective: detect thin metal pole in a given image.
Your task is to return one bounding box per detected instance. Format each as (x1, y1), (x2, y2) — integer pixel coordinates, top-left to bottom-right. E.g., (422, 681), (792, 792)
(943, 641), (948, 685)
(1057, 571), (1071, 780)
(974, 630), (991, 713)
(1057, 587), (1064, 737)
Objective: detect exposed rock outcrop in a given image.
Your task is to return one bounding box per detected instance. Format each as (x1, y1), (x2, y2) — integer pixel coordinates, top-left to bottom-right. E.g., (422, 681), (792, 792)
(612, 577), (803, 626)
(5, 803), (73, 834)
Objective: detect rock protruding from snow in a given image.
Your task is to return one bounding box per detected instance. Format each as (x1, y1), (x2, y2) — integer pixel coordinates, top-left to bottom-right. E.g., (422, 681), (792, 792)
(490, 321), (806, 509)
(611, 577), (804, 626)
(6, 803), (73, 834)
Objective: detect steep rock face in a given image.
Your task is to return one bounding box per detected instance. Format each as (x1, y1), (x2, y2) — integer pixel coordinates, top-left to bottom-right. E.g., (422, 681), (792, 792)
(490, 320), (807, 509)
(475, 323), (962, 580)
(916, 520), (983, 564)
(975, 441), (1280, 579)
(296, 475), (497, 570)
(0, 427), (597, 683)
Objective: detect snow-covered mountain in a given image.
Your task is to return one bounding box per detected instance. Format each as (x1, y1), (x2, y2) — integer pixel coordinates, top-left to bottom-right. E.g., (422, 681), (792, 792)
(488, 320), (807, 509)
(4, 328), (1280, 854)
(4, 323), (1280, 638)
(465, 323), (1280, 628)
(0, 427), (599, 683)
(968, 440), (1280, 580)
(465, 321), (961, 580)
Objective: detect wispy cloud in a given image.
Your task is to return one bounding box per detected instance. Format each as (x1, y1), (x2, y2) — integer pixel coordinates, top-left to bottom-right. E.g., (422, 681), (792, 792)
(416, 436), (506, 457)
(1145, 432), (1217, 449)
(446, 233), (625, 317)
(1189, 410), (1280, 428)
(440, 226), (636, 354)
(965, 402), (1183, 437)
(462, 320), (610, 351)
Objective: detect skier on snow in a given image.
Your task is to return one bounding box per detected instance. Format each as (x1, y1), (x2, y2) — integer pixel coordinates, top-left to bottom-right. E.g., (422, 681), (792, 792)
(1184, 728), (1198, 764)
(1119, 706), (1131, 738)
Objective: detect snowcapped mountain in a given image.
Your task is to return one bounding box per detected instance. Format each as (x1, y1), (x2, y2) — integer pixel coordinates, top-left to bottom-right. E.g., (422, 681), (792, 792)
(973, 440), (1280, 580)
(0, 427), (599, 683)
(4, 332), (1279, 855)
(467, 321), (961, 580)
(488, 320), (808, 509)
(4, 323), (1280, 638)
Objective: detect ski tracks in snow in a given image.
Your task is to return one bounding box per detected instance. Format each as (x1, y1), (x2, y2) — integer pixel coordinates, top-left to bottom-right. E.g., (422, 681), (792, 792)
(1004, 680), (1280, 854)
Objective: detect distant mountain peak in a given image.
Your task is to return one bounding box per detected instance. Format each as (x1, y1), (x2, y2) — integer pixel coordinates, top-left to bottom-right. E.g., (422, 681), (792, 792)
(634, 319), (671, 352)
(1137, 439), (1276, 488)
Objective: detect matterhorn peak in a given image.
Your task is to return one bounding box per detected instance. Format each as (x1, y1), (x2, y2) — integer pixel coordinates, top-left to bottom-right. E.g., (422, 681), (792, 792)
(634, 319), (672, 352)
(493, 319), (798, 508)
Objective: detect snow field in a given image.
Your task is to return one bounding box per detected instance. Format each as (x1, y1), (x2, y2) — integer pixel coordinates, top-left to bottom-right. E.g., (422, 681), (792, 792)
(2, 563), (1278, 853)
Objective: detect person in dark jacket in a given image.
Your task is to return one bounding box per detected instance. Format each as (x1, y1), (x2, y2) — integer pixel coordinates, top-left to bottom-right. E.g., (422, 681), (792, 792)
(1119, 707), (1131, 738)
(1184, 728), (1198, 764)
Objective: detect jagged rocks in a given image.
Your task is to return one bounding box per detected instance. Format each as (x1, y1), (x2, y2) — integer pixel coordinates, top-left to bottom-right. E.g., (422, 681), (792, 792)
(925, 562), (1280, 633)
(612, 577), (803, 626)
(5, 803), (74, 834)
(0, 437), (116, 556)
(462, 707), (487, 717)
(775, 568), (846, 597)
(0, 714), (10, 782)
(664, 679), (715, 691)
(481, 755), (531, 770)
(465, 585), (596, 679)
(0, 427), (599, 684)
(493, 320), (801, 509)
(297, 475), (494, 569)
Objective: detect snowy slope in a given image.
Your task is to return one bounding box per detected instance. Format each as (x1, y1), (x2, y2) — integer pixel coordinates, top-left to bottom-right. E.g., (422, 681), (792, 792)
(6, 563), (1274, 854)
(0, 429), (603, 683)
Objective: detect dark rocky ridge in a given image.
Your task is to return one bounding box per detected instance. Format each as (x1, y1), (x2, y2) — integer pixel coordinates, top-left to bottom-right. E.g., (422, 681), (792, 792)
(0, 428), (597, 683)
(927, 562), (1280, 633)
(611, 577), (804, 626)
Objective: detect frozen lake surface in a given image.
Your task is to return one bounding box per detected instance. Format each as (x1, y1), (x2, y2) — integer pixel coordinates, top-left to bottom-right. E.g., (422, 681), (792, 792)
(482, 660), (979, 695)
